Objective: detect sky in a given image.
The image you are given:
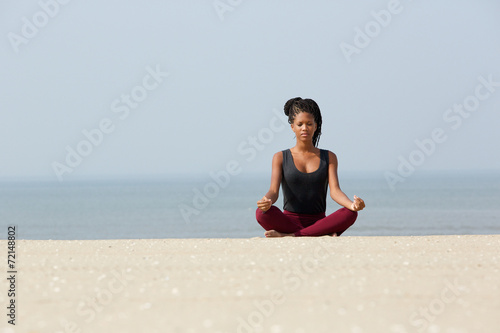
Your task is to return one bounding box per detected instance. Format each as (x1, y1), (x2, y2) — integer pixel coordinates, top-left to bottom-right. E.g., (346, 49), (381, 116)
(1, 0), (499, 182)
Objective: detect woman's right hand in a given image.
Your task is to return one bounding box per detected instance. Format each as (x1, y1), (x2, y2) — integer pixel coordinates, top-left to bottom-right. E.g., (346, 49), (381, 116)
(257, 196), (272, 212)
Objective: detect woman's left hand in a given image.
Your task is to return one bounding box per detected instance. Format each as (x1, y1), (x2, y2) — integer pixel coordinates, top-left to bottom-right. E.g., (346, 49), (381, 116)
(350, 195), (365, 211)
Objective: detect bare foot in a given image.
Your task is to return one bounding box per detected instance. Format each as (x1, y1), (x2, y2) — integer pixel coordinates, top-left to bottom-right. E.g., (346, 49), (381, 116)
(331, 233), (338, 237)
(264, 230), (295, 237)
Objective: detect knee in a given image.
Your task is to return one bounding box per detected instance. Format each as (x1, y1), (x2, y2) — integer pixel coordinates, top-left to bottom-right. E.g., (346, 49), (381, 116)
(255, 207), (268, 221)
(255, 207), (262, 219)
(345, 208), (358, 224)
(256, 206), (275, 222)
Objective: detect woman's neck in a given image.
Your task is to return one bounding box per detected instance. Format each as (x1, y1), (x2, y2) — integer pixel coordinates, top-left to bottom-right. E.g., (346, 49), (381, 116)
(293, 140), (317, 153)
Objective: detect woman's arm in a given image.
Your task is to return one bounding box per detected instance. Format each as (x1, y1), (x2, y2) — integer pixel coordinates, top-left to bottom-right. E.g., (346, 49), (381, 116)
(328, 151), (365, 211)
(257, 152), (283, 212)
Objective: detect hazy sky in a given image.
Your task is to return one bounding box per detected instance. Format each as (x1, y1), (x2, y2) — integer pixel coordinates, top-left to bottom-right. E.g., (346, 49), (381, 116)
(1, 0), (499, 181)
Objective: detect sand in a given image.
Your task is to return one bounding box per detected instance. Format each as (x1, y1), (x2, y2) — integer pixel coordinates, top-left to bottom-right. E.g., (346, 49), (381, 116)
(1, 235), (499, 333)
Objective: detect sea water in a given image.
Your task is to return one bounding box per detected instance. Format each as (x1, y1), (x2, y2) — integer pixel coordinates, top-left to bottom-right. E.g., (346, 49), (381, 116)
(1, 171), (499, 239)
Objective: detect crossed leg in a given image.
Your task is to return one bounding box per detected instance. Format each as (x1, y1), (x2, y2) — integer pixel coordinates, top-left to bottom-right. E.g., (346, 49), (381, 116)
(256, 206), (357, 237)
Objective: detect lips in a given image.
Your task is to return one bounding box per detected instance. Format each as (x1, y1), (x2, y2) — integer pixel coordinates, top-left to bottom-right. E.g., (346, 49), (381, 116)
(301, 133), (309, 137)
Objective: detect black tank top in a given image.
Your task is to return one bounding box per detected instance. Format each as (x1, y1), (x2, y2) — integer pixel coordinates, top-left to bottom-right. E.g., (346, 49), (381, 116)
(281, 149), (329, 214)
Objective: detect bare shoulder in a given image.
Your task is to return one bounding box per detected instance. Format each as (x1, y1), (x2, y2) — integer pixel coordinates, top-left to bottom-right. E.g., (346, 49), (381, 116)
(272, 151), (284, 163)
(327, 150), (338, 165)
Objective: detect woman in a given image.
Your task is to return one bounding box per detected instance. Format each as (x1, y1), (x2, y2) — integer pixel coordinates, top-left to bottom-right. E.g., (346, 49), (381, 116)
(256, 97), (365, 237)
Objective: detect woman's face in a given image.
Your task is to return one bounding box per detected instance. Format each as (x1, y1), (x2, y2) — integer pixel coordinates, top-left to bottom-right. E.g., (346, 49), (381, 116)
(291, 112), (317, 143)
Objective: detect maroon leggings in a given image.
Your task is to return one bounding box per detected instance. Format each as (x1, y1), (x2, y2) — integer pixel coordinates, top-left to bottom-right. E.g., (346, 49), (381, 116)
(256, 206), (357, 237)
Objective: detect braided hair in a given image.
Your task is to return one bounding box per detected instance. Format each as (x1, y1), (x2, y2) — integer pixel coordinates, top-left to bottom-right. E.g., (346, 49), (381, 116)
(284, 97), (322, 147)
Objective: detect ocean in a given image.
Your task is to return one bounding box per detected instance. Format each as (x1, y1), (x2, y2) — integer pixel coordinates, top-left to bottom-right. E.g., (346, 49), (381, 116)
(1, 171), (499, 240)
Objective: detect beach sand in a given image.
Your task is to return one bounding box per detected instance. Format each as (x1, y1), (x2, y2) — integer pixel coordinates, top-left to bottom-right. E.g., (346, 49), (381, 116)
(1, 235), (499, 333)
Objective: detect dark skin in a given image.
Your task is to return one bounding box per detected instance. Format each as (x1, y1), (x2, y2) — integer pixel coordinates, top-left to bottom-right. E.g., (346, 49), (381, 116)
(257, 112), (366, 237)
